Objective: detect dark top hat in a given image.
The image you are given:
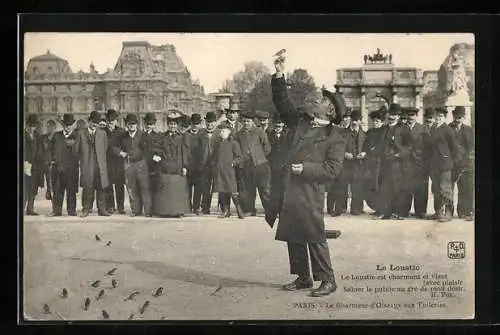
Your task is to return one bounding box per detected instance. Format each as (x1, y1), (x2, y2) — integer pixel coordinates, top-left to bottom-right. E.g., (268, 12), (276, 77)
(405, 107), (420, 115)
(88, 111), (101, 123)
(191, 113), (202, 124)
(143, 112), (157, 125)
(125, 113), (138, 124)
(388, 103), (402, 115)
(452, 106), (466, 117)
(369, 110), (384, 121)
(205, 111), (217, 122)
(350, 109), (362, 121)
(229, 101), (240, 112)
(62, 113), (75, 126)
(256, 110), (270, 119)
(106, 109), (119, 121)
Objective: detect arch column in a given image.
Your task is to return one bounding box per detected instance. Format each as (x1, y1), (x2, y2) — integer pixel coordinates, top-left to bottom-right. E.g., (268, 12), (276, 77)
(360, 87), (368, 131)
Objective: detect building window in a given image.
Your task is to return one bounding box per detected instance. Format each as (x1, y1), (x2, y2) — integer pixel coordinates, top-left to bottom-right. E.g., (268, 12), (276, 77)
(50, 97), (57, 112)
(36, 97), (43, 113)
(64, 96), (73, 112)
(24, 99), (29, 113)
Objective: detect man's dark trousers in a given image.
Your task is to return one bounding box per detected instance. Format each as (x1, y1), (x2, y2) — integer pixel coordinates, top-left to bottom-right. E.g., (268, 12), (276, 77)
(287, 242), (335, 282)
(125, 159), (152, 216)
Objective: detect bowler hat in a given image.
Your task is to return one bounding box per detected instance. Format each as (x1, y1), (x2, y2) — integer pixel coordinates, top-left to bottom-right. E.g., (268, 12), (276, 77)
(435, 107), (448, 116)
(256, 110), (270, 119)
(125, 113), (138, 124)
(343, 108), (352, 117)
(388, 103), (402, 115)
(205, 111), (217, 122)
(405, 107), (420, 115)
(424, 108), (436, 118)
(106, 109), (119, 121)
(351, 109), (362, 121)
(143, 112), (157, 125)
(167, 111), (182, 121)
(88, 111), (101, 123)
(452, 106), (466, 118)
(369, 110), (384, 121)
(322, 90), (346, 125)
(240, 110), (255, 120)
(62, 113), (75, 126)
(191, 113), (202, 125)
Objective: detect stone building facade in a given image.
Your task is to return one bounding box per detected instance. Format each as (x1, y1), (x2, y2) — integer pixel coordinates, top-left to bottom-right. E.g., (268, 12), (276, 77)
(24, 41), (215, 132)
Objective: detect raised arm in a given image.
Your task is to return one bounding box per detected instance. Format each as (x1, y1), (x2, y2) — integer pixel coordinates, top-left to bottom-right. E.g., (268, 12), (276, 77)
(271, 60), (304, 127)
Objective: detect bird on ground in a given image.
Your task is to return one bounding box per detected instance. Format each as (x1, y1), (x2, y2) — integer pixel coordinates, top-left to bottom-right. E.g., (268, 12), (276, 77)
(106, 268), (117, 276)
(96, 289), (105, 300)
(124, 291), (140, 301)
(111, 279), (118, 288)
(84, 297), (91, 311)
(152, 287), (163, 297)
(91, 280), (100, 288)
(102, 310), (109, 319)
(95, 234), (101, 241)
(105, 241), (112, 246)
(43, 304), (50, 314)
(139, 301), (150, 314)
(60, 288), (68, 299)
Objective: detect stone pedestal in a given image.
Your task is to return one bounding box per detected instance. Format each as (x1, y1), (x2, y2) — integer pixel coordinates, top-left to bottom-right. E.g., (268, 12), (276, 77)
(445, 91), (473, 126)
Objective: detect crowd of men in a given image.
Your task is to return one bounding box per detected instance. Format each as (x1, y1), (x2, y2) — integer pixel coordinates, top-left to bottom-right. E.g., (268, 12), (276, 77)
(23, 98), (474, 224)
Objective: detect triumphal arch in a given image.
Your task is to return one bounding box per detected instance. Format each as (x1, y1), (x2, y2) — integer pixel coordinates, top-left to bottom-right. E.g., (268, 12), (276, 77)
(334, 49), (424, 129)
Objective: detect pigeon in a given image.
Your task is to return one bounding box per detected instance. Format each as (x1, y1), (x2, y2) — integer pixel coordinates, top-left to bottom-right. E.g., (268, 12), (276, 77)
(139, 301), (150, 314)
(106, 268), (117, 276)
(96, 289), (105, 300)
(128, 314), (134, 320)
(95, 234), (101, 241)
(84, 297), (91, 311)
(210, 285), (223, 296)
(105, 241), (112, 246)
(111, 279), (118, 288)
(124, 291), (140, 301)
(274, 48), (286, 57)
(43, 304), (50, 314)
(102, 310), (109, 319)
(91, 280), (101, 288)
(152, 287), (163, 297)
(60, 288), (68, 299)
(160, 316), (166, 320)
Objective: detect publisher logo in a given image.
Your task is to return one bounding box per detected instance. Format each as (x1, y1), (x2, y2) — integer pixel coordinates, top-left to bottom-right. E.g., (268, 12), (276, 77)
(447, 241), (465, 259)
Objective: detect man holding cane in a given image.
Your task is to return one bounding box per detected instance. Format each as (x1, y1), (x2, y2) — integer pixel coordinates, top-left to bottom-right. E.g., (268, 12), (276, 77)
(270, 52), (345, 297)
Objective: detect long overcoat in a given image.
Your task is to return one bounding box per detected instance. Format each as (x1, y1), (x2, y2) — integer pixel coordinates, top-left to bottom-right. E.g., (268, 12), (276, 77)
(271, 74), (345, 243)
(74, 128), (109, 189)
(211, 137), (243, 193)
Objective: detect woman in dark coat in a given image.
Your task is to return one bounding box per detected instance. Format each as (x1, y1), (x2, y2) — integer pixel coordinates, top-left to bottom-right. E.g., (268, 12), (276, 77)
(211, 125), (245, 219)
(152, 112), (190, 217)
(271, 58), (345, 297)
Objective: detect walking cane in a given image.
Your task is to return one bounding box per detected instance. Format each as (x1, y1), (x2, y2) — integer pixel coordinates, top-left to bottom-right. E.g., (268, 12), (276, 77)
(124, 156), (135, 204)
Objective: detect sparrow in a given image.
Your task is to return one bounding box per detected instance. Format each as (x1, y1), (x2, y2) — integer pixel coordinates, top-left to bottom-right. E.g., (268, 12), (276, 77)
(111, 279), (118, 288)
(96, 289), (105, 300)
(274, 48), (286, 57)
(60, 288), (68, 299)
(210, 285), (223, 296)
(139, 301), (150, 314)
(128, 314), (134, 320)
(43, 304), (50, 314)
(152, 287), (163, 297)
(105, 241), (112, 246)
(84, 297), (91, 311)
(160, 316), (165, 320)
(124, 291), (140, 301)
(102, 310), (109, 319)
(91, 280), (101, 288)
(106, 267), (117, 276)
(95, 234), (101, 241)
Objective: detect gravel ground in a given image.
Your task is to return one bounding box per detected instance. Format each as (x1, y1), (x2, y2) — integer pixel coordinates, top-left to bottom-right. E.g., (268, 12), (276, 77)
(22, 190), (474, 321)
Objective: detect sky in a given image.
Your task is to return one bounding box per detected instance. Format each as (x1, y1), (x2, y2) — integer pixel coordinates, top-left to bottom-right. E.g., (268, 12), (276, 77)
(23, 33), (474, 94)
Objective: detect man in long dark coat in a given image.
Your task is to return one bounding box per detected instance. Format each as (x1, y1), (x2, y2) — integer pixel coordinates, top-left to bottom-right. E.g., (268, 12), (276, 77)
(184, 113), (203, 214)
(271, 59), (345, 297)
(400, 107), (430, 218)
(427, 108), (460, 222)
(267, 118), (287, 220)
(448, 106), (474, 221)
(375, 104), (413, 220)
(41, 119), (57, 202)
(104, 109), (126, 214)
(48, 114), (79, 217)
(74, 111), (110, 217)
(196, 111), (219, 215)
(24, 114), (45, 215)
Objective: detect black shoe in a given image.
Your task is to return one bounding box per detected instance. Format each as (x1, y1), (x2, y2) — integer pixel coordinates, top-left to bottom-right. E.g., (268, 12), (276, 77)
(118, 209), (126, 215)
(45, 192), (52, 200)
(415, 213), (426, 219)
(47, 212), (62, 217)
(331, 211), (345, 217)
(98, 212), (111, 217)
(282, 277), (313, 291)
(326, 230), (342, 239)
(374, 214), (391, 220)
(68, 212), (77, 217)
(311, 281), (337, 297)
(80, 210), (90, 218)
(194, 209), (201, 215)
(202, 210), (210, 215)
(107, 208), (116, 214)
(465, 215), (474, 221)
(391, 214), (404, 220)
(26, 211), (39, 216)
(145, 214), (153, 217)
